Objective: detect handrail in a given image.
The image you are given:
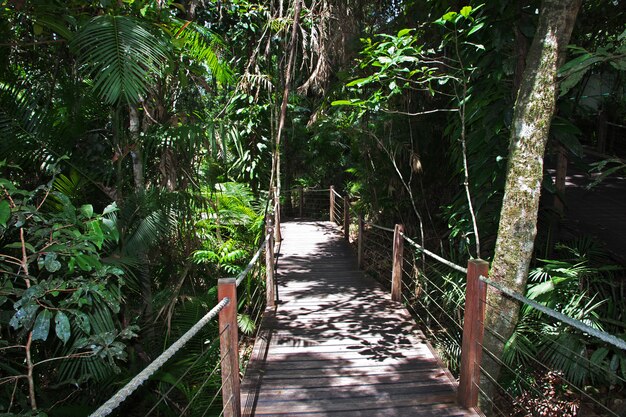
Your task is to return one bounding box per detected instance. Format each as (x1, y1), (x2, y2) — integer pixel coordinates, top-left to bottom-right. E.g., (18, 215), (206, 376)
(368, 223), (394, 233)
(480, 275), (626, 351)
(400, 232), (468, 274)
(362, 222), (467, 274)
(285, 187), (330, 192)
(235, 235), (269, 287)
(89, 297), (231, 417)
(331, 188), (343, 199)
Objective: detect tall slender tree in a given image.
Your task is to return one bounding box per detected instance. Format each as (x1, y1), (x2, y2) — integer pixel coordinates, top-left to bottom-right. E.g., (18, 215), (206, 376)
(480, 0), (582, 409)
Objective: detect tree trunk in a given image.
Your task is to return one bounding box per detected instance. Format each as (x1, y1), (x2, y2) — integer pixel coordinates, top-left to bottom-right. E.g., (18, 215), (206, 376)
(271, 0), (301, 239)
(129, 105), (144, 194)
(129, 105), (153, 339)
(479, 0), (581, 411)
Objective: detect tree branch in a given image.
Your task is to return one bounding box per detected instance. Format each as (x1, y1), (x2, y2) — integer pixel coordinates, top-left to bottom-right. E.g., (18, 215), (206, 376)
(382, 108), (458, 116)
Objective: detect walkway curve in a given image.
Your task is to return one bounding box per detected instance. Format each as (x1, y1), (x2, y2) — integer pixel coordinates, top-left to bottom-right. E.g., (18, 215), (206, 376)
(241, 221), (477, 417)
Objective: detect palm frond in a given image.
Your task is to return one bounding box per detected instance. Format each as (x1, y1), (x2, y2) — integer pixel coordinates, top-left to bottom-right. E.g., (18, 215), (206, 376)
(124, 209), (175, 256)
(170, 19), (234, 85)
(71, 15), (170, 104)
(539, 333), (589, 387)
(0, 83), (56, 171)
(237, 313), (256, 335)
(53, 170), (87, 202)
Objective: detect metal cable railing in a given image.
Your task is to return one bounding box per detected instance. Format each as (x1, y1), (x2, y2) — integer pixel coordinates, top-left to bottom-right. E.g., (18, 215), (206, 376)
(280, 187), (330, 219)
(480, 275), (626, 350)
(360, 222), (394, 288)
(475, 275), (626, 417)
(331, 187), (344, 227)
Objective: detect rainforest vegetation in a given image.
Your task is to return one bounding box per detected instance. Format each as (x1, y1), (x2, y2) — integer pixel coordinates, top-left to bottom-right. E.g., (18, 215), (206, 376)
(0, 0), (625, 416)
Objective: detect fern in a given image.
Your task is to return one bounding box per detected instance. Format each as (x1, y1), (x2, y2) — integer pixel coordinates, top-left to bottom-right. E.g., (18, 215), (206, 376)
(192, 239), (247, 275)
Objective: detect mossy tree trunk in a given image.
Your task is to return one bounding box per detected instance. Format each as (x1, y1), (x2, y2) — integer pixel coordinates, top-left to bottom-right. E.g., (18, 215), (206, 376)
(479, 0), (581, 411)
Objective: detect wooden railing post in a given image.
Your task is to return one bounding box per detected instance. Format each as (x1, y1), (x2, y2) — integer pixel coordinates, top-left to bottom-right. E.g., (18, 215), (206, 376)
(298, 186), (304, 218)
(458, 259), (489, 410)
(357, 214), (364, 269)
(391, 224), (404, 302)
(218, 278), (241, 417)
(343, 196), (350, 240)
(265, 219), (275, 307)
(329, 186), (335, 223)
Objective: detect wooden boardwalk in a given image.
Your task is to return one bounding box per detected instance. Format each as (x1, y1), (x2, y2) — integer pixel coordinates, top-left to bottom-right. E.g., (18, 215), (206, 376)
(241, 221), (478, 417)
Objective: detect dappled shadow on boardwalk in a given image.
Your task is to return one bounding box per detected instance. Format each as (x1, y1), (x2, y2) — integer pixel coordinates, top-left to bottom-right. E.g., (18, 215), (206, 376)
(245, 346), (469, 417)
(242, 221), (476, 417)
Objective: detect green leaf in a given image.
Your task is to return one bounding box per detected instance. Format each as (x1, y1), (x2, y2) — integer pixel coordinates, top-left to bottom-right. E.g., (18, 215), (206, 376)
(80, 204), (94, 218)
(559, 52), (593, 75)
(346, 77), (371, 87)
(73, 311), (91, 334)
(590, 347), (609, 365)
(460, 6), (472, 18)
(237, 313), (256, 335)
(463, 41), (485, 51)
(467, 22), (485, 37)
(171, 19), (234, 84)
(442, 11), (457, 22)
(10, 302), (39, 330)
(44, 253), (62, 273)
(55, 311), (71, 344)
(4, 241), (36, 253)
(88, 220), (104, 249)
(331, 99), (363, 107)
(74, 254), (99, 271)
(102, 202), (118, 215)
(0, 200), (10, 227)
(32, 310), (53, 341)
(527, 280), (555, 299)
(397, 28), (412, 37)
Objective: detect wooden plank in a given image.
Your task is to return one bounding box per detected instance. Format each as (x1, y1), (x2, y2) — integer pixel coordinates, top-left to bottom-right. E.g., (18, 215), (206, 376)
(241, 221), (478, 417)
(252, 399), (473, 416)
(243, 364), (443, 379)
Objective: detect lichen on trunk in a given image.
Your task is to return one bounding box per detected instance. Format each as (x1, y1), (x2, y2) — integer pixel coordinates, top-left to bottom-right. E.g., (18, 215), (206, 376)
(479, 0), (582, 411)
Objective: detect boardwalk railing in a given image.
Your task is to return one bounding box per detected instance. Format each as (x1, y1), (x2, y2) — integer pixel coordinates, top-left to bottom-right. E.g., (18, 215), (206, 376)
(290, 185), (626, 417)
(90, 227), (276, 417)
